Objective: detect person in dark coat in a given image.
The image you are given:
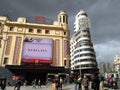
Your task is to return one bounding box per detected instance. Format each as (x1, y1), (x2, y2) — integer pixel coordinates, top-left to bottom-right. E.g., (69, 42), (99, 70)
(91, 74), (100, 90)
(82, 74), (89, 90)
(77, 75), (82, 90)
(1, 80), (6, 90)
(14, 79), (22, 90)
(74, 76), (78, 90)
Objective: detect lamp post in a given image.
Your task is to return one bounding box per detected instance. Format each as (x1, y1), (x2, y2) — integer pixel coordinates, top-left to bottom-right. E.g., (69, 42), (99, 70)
(79, 64), (81, 76)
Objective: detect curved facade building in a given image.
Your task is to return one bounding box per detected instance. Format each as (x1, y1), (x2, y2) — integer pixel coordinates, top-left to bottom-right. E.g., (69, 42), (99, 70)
(70, 10), (98, 75)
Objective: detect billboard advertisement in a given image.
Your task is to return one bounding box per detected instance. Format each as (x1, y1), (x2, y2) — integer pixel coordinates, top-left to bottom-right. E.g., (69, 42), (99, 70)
(21, 37), (53, 64)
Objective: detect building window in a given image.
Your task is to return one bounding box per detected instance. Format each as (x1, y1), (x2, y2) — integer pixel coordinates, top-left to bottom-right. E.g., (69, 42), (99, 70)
(3, 57), (8, 64)
(60, 16), (62, 22)
(45, 30), (49, 34)
(64, 60), (66, 66)
(63, 16), (65, 23)
(64, 32), (66, 35)
(29, 28), (33, 33)
(37, 29), (41, 33)
(10, 27), (14, 31)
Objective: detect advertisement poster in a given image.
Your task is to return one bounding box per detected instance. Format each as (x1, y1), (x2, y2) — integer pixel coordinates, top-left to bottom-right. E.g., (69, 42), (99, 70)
(22, 37), (53, 64)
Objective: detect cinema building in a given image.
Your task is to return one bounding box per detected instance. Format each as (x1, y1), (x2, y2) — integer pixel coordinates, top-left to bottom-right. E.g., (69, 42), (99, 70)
(70, 10), (98, 76)
(0, 11), (70, 84)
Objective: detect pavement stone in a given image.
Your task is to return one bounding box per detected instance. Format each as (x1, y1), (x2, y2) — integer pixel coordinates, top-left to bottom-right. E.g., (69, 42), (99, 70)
(4, 82), (120, 90)
(5, 84), (74, 90)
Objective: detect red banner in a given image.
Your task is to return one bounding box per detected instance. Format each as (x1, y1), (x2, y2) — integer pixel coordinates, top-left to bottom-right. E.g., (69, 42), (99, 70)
(22, 58), (52, 64)
(35, 16), (46, 22)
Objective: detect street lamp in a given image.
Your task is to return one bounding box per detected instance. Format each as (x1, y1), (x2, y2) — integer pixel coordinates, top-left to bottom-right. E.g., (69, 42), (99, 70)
(79, 64), (81, 76)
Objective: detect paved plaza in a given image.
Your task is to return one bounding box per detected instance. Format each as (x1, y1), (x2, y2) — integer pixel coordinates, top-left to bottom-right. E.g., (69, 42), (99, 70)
(3, 84), (120, 90)
(5, 84), (74, 90)
(3, 80), (120, 90)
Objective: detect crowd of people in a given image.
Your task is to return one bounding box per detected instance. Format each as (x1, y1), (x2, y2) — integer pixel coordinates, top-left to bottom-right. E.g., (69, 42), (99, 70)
(72, 73), (119, 90)
(0, 73), (119, 90)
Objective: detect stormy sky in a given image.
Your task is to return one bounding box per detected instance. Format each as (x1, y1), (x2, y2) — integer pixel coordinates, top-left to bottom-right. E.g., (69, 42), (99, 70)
(0, 0), (120, 63)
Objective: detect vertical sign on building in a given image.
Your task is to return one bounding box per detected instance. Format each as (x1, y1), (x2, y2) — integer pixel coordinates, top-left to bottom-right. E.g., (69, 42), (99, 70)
(5, 36), (12, 55)
(64, 40), (70, 57)
(13, 37), (22, 64)
(55, 39), (60, 65)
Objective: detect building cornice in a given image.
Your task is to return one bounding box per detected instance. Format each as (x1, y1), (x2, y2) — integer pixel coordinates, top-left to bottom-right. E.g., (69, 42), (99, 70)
(5, 21), (66, 31)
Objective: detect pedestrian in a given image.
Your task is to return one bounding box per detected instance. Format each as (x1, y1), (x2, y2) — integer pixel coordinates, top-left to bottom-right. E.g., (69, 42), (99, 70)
(8, 82), (11, 86)
(91, 74), (100, 90)
(46, 78), (49, 87)
(1, 80), (6, 90)
(52, 79), (57, 90)
(74, 76), (78, 90)
(32, 79), (37, 89)
(63, 77), (67, 86)
(56, 78), (60, 90)
(14, 79), (22, 90)
(77, 75), (82, 90)
(38, 79), (41, 88)
(82, 74), (89, 90)
(99, 74), (104, 90)
(23, 80), (27, 86)
(107, 75), (113, 89)
(59, 77), (63, 90)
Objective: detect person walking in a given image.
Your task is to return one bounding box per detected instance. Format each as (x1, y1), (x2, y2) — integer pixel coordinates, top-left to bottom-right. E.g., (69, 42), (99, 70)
(38, 79), (41, 88)
(82, 74), (89, 90)
(99, 74), (104, 90)
(59, 77), (63, 90)
(91, 74), (100, 90)
(77, 75), (82, 90)
(32, 79), (37, 89)
(14, 79), (22, 90)
(74, 76), (78, 90)
(52, 79), (57, 90)
(23, 80), (27, 86)
(46, 78), (49, 87)
(56, 78), (60, 90)
(1, 80), (6, 90)
(107, 75), (114, 89)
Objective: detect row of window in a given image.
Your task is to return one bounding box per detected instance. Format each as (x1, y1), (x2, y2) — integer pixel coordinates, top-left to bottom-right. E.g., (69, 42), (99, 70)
(73, 59), (96, 64)
(74, 53), (95, 59)
(75, 29), (89, 37)
(75, 43), (93, 47)
(75, 64), (96, 68)
(76, 35), (90, 41)
(10, 27), (50, 34)
(74, 48), (94, 54)
(79, 22), (89, 29)
(9, 27), (67, 35)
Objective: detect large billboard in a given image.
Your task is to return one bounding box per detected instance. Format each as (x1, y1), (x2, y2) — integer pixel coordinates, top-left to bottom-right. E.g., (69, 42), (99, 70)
(21, 37), (53, 64)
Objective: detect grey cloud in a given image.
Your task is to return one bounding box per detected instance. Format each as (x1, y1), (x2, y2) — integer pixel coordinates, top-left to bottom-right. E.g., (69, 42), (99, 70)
(94, 40), (120, 63)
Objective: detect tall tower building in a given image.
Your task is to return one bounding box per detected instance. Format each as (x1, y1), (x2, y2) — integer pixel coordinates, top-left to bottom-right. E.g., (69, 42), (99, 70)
(70, 10), (98, 75)
(99, 62), (106, 74)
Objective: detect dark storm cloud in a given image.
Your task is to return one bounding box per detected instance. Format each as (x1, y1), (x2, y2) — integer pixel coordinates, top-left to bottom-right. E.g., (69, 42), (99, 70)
(0, 0), (120, 63)
(88, 0), (120, 44)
